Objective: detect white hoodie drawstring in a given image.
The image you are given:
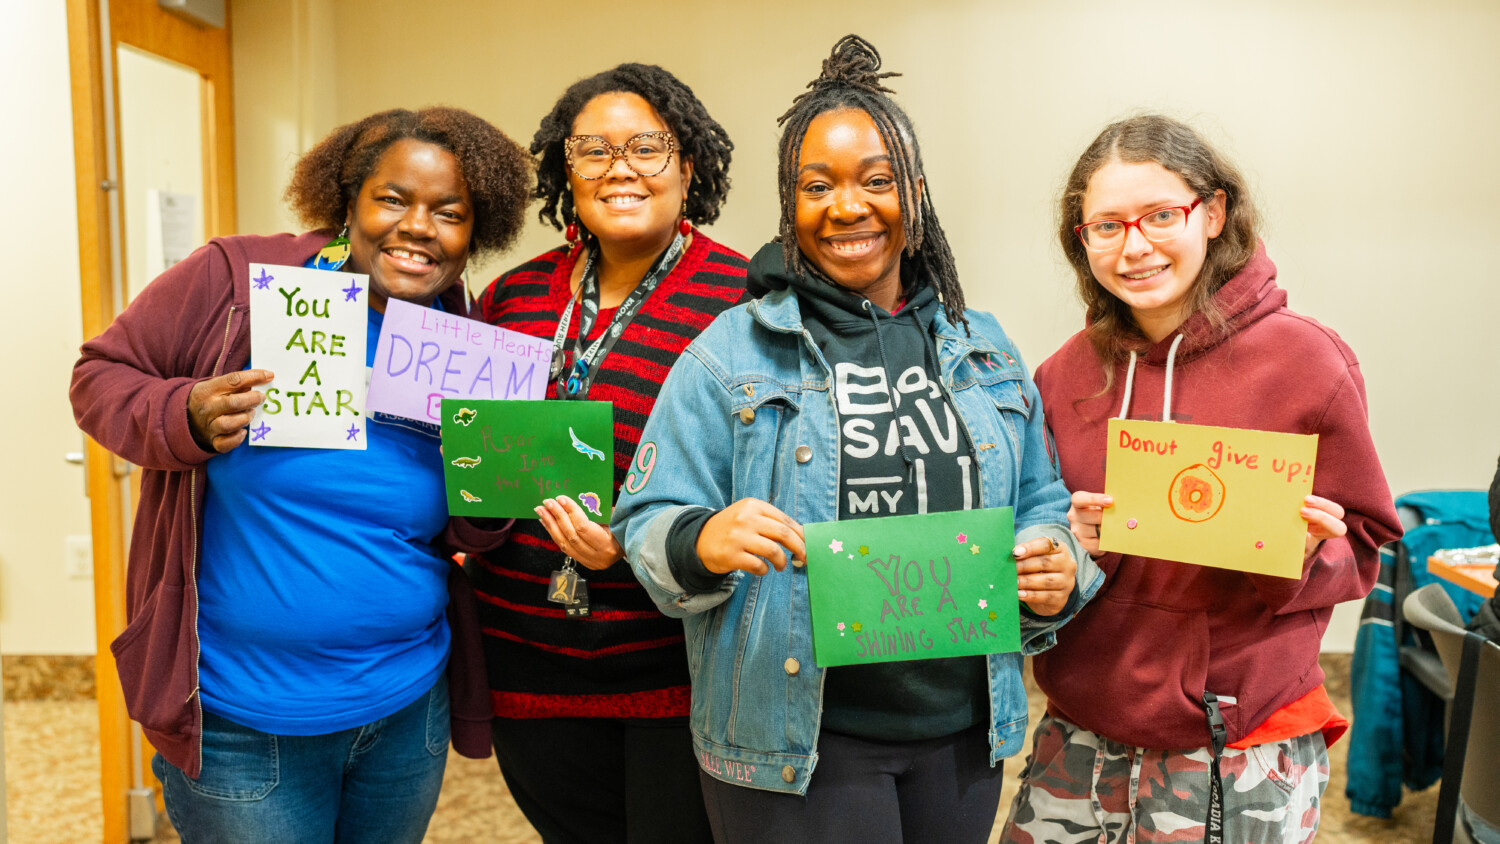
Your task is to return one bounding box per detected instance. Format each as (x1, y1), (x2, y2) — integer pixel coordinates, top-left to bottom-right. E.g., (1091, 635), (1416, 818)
(1116, 333), (1186, 422)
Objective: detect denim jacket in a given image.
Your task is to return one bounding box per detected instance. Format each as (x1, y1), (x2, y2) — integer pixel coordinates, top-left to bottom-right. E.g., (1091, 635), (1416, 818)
(612, 288), (1103, 795)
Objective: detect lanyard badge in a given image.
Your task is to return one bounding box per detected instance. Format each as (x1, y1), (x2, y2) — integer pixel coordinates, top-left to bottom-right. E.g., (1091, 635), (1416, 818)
(547, 557), (591, 618)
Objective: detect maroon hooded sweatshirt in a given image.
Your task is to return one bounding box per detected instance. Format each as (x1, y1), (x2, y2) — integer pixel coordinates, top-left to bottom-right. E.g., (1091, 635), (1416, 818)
(70, 231), (509, 778)
(1033, 244), (1402, 749)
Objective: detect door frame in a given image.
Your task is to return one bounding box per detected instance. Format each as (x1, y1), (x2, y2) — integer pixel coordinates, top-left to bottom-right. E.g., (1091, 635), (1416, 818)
(66, 1), (236, 839)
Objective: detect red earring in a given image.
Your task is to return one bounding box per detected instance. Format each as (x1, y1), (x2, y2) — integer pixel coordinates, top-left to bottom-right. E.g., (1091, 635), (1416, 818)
(565, 217), (579, 244)
(678, 200), (691, 236)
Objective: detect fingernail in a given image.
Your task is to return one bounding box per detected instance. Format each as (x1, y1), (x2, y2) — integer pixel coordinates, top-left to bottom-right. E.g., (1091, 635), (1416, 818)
(1013, 545), (1026, 556)
(533, 507), (544, 516)
(1102, 496), (1113, 505)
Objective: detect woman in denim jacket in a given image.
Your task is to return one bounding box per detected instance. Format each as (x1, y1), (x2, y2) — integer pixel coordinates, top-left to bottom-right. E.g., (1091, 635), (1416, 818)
(612, 36), (1102, 843)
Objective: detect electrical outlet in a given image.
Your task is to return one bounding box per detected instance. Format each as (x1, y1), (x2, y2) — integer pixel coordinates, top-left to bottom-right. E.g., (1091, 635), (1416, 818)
(64, 535), (93, 579)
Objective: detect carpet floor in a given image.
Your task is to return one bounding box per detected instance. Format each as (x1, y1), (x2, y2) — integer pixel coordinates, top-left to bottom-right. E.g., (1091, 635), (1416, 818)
(3, 654), (1440, 842)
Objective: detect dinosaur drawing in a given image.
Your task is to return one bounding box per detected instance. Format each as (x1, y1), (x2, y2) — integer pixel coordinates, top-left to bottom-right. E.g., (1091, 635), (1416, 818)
(569, 427), (605, 461)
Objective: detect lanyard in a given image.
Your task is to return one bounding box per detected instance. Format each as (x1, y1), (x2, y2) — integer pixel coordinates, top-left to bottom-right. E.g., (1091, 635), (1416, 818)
(550, 232), (685, 400)
(1202, 691), (1227, 844)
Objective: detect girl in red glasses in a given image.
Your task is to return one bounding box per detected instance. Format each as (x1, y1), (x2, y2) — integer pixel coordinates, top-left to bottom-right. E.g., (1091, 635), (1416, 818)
(1000, 115), (1403, 844)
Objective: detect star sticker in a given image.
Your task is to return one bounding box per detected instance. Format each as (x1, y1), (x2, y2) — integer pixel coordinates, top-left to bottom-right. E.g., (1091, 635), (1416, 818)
(978, 599), (989, 609)
(989, 611), (998, 621)
(829, 539), (844, 554)
(250, 422), (271, 442)
(345, 423), (361, 441)
(342, 279), (364, 302)
(956, 533), (968, 544)
(851, 622), (862, 632)
(253, 268), (273, 290)
(970, 544), (981, 555)
(858, 545), (869, 556)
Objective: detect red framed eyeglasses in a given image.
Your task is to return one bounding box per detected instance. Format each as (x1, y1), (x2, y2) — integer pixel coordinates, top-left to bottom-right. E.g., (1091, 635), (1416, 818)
(1075, 198), (1203, 252)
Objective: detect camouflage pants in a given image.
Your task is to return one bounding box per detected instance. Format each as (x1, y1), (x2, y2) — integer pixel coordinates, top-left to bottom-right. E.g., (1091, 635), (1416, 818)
(999, 715), (1328, 844)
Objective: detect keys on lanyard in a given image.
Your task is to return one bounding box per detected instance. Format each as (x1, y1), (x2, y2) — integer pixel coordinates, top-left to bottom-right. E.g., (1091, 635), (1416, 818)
(547, 557), (591, 618)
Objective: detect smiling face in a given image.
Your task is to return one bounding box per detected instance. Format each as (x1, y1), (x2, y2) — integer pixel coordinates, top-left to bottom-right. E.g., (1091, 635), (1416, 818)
(1080, 159), (1226, 341)
(345, 138), (473, 313)
(794, 108), (910, 308)
(568, 92), (692, 256)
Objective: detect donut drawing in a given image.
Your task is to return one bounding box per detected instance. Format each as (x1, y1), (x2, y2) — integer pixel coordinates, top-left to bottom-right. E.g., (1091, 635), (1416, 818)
(1168, 463), (1226, 523)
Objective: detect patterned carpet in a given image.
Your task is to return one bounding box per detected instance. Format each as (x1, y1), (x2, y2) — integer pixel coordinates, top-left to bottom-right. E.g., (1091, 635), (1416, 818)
(1, 654), (1439, 843)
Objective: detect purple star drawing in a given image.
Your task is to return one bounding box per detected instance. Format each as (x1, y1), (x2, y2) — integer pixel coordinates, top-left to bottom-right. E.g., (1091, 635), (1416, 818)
(342, 279), (364, 302)
(250, 422), (271, 442)
(345, 423), (361, 441)
(253, 268), (273, 290)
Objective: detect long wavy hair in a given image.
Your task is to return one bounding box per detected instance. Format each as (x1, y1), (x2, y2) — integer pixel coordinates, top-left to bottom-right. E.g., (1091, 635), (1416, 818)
(1058, 115), (1260, 390)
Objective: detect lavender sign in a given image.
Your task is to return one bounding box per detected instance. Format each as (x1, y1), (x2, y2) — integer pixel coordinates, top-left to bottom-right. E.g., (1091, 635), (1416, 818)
(366, 298), (551, 424)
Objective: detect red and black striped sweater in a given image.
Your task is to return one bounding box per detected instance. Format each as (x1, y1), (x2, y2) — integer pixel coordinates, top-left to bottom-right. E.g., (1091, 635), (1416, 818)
(472, 232), (747, 719)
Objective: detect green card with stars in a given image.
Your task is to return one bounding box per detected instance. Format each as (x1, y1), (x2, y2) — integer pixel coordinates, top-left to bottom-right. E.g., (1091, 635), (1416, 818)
(803, 508), (1019, 668)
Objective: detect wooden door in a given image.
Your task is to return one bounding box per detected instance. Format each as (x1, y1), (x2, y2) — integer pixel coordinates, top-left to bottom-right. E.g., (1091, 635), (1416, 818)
(66, 0), (236, 839)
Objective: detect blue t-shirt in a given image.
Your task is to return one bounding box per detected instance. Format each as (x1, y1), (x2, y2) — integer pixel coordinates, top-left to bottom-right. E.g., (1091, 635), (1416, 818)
(198, 306), (451, 735)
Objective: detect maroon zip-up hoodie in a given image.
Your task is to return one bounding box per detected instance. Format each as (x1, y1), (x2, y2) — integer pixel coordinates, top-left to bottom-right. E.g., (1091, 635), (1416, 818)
(1033, 244), (1402, 749)
(70, 231), (508, 777)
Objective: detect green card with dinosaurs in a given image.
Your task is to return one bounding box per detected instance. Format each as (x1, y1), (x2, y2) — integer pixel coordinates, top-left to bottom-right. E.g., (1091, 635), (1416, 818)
(803, 508), (1019, 668)
(440, 399), (614, 523)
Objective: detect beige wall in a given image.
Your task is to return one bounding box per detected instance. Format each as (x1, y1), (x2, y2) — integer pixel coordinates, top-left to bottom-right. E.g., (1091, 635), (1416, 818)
(0, 2), (96, 654)
(7, 1), (1494, 654)
(234, 1), (1500, 652)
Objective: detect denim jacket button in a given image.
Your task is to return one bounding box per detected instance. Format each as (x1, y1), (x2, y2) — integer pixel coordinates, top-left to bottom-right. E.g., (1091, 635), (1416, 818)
(781, 765), (796, 783)
(794, 445), (812, 463)
(738, 407), (755, 424)
(784, 657), (800, 676)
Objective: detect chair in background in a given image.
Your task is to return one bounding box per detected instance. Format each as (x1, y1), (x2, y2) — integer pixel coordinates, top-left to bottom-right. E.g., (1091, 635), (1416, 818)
(1402, 584), (1500, 844)
(1347, 490), (1493, 818)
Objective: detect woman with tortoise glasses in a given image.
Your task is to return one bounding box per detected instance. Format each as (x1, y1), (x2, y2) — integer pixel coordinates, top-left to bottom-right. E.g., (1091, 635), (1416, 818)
(467, 63), (747, 843)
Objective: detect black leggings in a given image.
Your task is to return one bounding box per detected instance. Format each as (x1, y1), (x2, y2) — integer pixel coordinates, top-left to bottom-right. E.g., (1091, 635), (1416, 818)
(491, 716), (712, 844)
(699, 723), (1003, 844)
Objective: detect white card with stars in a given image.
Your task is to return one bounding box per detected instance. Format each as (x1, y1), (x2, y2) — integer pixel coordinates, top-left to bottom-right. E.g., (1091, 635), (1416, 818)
(248, 263), (369, 449)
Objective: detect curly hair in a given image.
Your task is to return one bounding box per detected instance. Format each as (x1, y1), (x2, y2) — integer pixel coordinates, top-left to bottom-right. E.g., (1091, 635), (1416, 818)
(775, 35), (967, 332)
(1058, 114), (1261, 391)
(285, 106), (533, 258)
(530, 63), (733, 236)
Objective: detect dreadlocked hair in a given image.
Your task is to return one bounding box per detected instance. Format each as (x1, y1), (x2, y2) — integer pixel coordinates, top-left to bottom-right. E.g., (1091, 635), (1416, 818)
(531, 63), (733, 237)
(775, 34), (968, 332)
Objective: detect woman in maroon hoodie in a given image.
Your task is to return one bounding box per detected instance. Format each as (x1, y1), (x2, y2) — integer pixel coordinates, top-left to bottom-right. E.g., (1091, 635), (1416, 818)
(71, 108), (530, 842)
(1000, 115), (1403, 844)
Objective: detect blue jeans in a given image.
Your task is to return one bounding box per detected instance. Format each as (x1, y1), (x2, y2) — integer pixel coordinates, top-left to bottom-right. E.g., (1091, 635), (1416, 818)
(153, 677), (449, 844)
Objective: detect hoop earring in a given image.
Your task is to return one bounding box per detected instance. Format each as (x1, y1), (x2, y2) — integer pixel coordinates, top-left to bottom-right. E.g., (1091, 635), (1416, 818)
(678, 199), (691, 236)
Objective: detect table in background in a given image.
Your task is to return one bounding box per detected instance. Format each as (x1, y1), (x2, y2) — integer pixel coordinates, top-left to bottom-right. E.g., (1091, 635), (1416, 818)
(1428, 554), (1498, 598)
